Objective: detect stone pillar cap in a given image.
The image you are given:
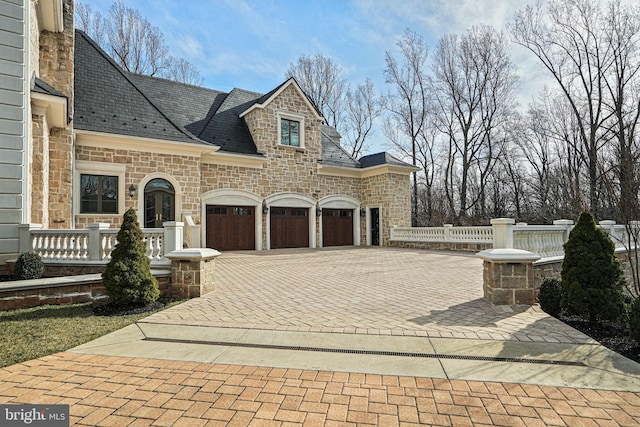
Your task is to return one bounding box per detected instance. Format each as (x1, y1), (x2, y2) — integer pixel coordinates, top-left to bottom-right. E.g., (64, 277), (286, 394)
(490, 218), (515, 225)
(477, 248), (540, 263)
(165, 248), (221, 261)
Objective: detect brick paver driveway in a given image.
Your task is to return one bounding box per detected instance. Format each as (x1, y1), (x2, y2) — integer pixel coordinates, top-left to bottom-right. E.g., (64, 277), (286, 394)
(144, 247), (590, 344)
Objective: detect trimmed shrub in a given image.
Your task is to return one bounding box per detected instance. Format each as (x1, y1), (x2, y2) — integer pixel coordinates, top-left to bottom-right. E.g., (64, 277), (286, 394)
(102, 208), (159, 307)
(561, 211), (625, 322)
(629, 298), (640, 343)
(538, 278), (562, 317)
(12, 252), (45, 280)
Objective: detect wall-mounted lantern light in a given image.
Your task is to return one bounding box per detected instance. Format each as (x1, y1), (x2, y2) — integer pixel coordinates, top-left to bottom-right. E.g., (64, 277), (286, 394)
(262, 202), (269, 215)
(360, 208), (366, 218)
(316, 207), (323, 217)
(129, 184), (136, 198)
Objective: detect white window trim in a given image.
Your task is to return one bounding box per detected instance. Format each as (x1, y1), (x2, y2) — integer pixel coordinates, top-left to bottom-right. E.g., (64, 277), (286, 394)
(74, 160), (127, 216)
(277, 112), (305, 149)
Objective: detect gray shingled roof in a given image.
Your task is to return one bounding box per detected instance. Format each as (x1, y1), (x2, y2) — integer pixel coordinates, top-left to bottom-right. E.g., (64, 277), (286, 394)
(320, 125), (360, 168)
(74, 30), (399, 168)
(359, 152), (414, 168)
(198, 88), (261, 154)
(32, 77), (65, 98)
(74, 31), (201, 144)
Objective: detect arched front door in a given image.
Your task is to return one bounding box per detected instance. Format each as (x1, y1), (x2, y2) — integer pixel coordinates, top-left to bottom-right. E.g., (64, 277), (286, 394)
(144, 178), (175, 228)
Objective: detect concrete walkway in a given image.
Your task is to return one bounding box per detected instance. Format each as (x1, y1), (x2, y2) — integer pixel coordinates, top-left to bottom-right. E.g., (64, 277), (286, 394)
(2, 247), (640, 426)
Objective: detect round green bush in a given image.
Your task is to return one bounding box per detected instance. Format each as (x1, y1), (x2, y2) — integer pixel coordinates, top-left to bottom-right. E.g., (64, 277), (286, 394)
(538, 278), (562, 317)
(12, 252), (45, 280)
(102, 208), (159, 307)
(629, 298), (640, 343)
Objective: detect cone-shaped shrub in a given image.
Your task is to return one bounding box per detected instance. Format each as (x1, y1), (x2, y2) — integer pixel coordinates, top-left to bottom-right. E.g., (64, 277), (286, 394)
(102, 208), (159, 306)
(538, 278), (561, 318)
(560, 211), (625, 322)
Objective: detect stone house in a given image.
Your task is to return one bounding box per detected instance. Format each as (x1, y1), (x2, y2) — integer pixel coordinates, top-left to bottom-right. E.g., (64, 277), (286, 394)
(0, 0), (415, 268)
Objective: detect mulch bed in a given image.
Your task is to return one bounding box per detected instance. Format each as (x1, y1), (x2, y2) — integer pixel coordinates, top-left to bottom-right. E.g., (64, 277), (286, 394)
(92, 300), (167, 316)
(560, 315), (640, 364)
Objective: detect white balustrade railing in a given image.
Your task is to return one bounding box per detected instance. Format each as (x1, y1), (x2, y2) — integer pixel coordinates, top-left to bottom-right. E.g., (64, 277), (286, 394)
(391, 227), (445, 242)
(19, 222), (183, 264)
(28, 229), (90, 260)
(449, 226), (493, 242)
(513, 225), (566, 259)
(390, 218), (637, 260)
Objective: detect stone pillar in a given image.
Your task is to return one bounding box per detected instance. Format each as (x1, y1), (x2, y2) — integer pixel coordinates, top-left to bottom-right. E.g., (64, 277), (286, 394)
(165, 248), (221, 299)
(491, 218), (515, 249)
(443, 224), (453, 241)
(163, 221), (184, 253)
(477, 249), (541, 305)
(88, 223), (110, 261)
(18, 224), (42, 253)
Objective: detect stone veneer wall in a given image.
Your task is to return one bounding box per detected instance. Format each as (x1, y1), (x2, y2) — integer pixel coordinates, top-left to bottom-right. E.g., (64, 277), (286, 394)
(533, 251), (637, 296)
(362, 173), (411, 246)
(34, 0), (74, 228)
(31, 113), (49, 226)
(389, 241), (491, 252)
(75, 146), (202, 227)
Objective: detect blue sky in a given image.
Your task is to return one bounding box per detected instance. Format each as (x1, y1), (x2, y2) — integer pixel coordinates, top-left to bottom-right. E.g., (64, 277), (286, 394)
(78, 0), (543, 153)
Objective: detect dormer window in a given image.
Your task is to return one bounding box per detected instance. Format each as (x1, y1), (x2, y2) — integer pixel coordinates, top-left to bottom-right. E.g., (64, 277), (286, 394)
(278, 112), (305, 148)
(281, 119), (300, 147)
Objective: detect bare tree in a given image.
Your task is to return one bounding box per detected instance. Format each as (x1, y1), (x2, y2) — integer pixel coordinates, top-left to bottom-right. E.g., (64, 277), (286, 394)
(76, 1), (203, 85)
(285, 54), (347, 130)
(343, 79), (381, 158)
(511, 0), (613, 217)
(383, 28), (430, 226)
(75, 2), (105, 46)
(431, 25), (518, 223)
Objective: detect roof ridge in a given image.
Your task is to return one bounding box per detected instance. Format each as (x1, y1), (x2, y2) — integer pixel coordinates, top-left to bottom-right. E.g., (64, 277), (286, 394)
(128, 71), (224, 94)
(75, 30), (208, 145)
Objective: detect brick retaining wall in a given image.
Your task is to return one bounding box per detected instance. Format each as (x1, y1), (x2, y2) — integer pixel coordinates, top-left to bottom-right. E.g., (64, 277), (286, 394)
(0, 271), (171, 311)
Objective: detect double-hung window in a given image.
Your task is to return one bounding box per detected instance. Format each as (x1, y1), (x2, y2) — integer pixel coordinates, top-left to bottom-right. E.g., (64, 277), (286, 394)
(80, 174), (119, 214)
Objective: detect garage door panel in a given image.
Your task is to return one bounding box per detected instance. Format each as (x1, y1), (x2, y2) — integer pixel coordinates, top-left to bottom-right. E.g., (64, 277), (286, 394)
(270, 207), (309, 249)
(206, 205), (255, 251)
(322, 209), (354, 247)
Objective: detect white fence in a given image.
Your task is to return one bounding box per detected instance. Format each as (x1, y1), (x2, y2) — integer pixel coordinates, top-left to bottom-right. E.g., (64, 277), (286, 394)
(391, 219), (633, 260)
(390, 224), (493, 243)
(18, 222), (184, 265)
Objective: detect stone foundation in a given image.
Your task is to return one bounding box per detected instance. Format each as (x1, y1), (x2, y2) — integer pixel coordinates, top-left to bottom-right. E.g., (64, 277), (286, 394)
(389, 241), (491, 252)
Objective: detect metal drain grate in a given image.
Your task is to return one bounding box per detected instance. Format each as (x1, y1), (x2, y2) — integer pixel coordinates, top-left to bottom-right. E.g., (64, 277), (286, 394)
(142, 337), (586, 367)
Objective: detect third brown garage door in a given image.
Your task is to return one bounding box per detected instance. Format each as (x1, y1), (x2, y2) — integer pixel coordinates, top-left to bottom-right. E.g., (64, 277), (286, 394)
(270, 207), (309, 249)
(322, 209), (354, 246)
(206, 205), (255, 251)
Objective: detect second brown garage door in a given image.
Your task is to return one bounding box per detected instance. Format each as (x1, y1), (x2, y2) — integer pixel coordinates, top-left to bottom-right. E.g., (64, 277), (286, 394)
(206, 205), (255, 251)
(322, 209), (354, 246)
(270, 207), (309, 249)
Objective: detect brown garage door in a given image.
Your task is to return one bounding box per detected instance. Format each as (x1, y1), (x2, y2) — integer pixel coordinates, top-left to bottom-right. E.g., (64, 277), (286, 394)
(206, 205), (255, 251)
(270, 207), (309, 249)
(322, 209), (354, 247)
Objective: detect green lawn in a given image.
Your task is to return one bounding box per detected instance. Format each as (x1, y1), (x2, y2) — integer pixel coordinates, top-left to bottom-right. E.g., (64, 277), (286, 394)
(0, 301), (179, 368)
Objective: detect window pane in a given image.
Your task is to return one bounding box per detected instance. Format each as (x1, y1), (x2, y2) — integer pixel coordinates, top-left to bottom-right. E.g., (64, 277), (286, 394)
(290, 121), (299, 147)
(80, 174), (118, 214)
(281, 119), (290, 145)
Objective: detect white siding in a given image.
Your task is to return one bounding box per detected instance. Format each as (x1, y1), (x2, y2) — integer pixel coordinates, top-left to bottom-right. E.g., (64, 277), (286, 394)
(0, 0), (26, 261)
